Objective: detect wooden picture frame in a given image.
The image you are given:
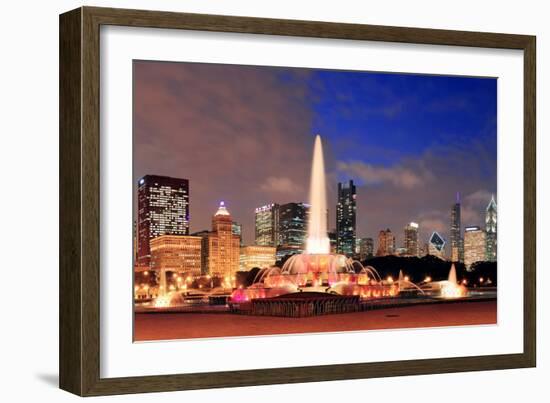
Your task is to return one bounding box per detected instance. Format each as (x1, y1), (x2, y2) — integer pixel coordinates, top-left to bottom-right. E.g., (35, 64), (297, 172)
(59, 6), (536, 396)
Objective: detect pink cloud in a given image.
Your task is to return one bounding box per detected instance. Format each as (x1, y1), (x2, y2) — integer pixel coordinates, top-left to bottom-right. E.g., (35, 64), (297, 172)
(260, 176), (303, 194)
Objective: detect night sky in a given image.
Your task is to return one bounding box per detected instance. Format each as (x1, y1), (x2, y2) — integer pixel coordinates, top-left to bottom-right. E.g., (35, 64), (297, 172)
(133, 61), (497, 247)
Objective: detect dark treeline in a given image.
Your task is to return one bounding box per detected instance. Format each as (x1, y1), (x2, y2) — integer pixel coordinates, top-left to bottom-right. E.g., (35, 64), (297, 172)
(361, 255), (497, 286)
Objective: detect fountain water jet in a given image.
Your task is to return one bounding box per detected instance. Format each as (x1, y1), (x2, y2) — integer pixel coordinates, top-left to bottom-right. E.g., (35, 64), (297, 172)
(306, 135), (331, 254)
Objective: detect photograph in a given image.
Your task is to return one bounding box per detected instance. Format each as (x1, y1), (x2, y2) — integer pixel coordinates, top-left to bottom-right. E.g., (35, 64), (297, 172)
(132, 60), (498, 342)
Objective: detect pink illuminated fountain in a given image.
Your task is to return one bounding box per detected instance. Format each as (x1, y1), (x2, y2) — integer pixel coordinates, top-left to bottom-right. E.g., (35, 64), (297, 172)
(231, 135), (399, 302)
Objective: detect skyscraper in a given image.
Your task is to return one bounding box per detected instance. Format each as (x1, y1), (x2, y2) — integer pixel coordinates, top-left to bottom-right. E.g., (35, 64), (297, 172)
(404, 222), (419, 257)
(376, 229), (395, 256)
(485, 195), (497, 262)
(255, 203), (279, 247)
(428, 231), (446, 260)
(464, 226), (487, 269)
(277, 202), (310, 256)
(137, 175), (189, 267)
(450, 192), (463, 262)
(201, 201), (240, 277)
(336, 180), (356, 256)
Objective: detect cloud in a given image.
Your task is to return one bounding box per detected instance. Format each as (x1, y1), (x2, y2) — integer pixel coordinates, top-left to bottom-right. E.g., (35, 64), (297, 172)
(337, 161), (427, 189)
(461, 189), (494, 226)
(464, 189), (493, 205)
(133, 61), (313, 241)
(260, 176), (302, 194)
(418, 219), (447, 235)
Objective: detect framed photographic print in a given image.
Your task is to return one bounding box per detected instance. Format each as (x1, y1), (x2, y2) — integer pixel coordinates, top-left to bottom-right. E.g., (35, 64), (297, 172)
(59, 6), (536, 396)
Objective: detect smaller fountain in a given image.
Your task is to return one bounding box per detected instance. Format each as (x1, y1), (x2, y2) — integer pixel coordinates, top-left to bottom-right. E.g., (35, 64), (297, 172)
(153, 267), (185, 308)
(422, 264), (467, 299)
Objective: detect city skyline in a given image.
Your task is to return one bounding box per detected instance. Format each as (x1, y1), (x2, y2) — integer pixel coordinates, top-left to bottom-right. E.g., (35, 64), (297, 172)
(136, 171), (496, 260)
(134, 61), (497, 247)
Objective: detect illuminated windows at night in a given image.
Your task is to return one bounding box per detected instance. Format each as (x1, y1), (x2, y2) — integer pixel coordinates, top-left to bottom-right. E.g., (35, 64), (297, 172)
(137, 175), (189, 266)
(336, 180), (356, 256)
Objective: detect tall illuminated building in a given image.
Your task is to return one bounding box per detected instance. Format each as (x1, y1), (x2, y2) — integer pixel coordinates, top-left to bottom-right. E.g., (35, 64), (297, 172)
(428, 231), (446, 260)
(404, 222), (419, 257)
(336, 180), (356, 256)
(201, 202), (240, 278)
(464, 226), (487, 269)
(485, 195), (497, 262)
(255, 203), (280, 247)
(450, 192), (463, 262)
(376, 229), (395, 256)
(277, 202), (310, 256)
(137, 175), (189, 267)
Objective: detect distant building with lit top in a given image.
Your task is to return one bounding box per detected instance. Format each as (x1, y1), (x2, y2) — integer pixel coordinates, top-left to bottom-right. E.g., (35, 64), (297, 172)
(336, 180), (356, 256)
(464, 226), (486, 269)
(376, 229), (395, 256)
(404, 222), (419, 257)
(137, 175), (189, 267)
(428, 231), (446, 260)
(150, 235), (202, 276)
(255, 203), (280, 247)
(277, 202), (310, 257)
(240, 245), (277, 271)
(201, 202), (240, 278)
(485, 195), (497, 262)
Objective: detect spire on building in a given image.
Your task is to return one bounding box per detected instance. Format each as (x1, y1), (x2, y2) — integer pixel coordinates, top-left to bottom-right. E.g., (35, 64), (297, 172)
(215, 200), (230, 216)
(487, 194), (497, 210)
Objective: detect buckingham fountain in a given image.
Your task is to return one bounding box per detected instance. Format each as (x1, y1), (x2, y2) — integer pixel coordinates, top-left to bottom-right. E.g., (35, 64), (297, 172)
(231, 135), (400, 309)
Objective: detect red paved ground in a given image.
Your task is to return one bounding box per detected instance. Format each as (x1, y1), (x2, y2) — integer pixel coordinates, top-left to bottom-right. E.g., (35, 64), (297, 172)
(134, 300), (496, 341)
